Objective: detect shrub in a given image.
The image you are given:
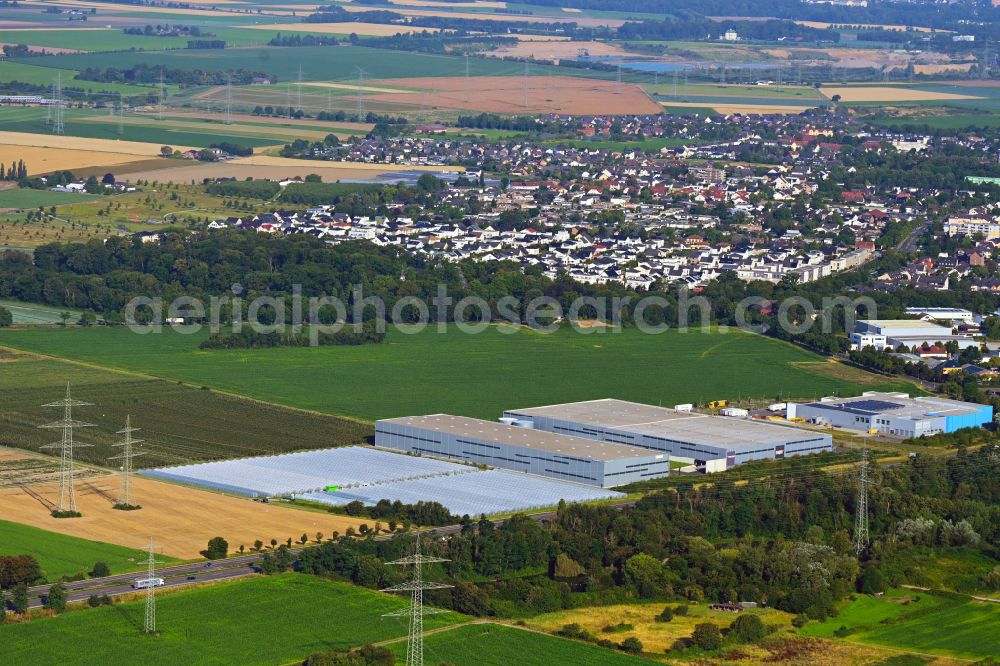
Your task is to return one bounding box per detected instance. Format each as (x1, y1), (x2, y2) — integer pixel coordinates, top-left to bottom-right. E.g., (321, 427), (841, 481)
(655, 606), (673, 622)
(792, 613), (809, 628)
(619, 637), (643, 654)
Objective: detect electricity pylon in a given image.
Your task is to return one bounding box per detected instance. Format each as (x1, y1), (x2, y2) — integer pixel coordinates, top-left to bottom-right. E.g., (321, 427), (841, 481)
(355, 66), (367, 120)
(39, 383), (93, 514)
(52, 73), (64, 135)
(157, 70), (165, 121)
(853, 447), (870, 555)
(381, 535), (452, 666)
(109, 415), (144, 508)
(141, 537), (163, 635)
(224, 74), (233, 125)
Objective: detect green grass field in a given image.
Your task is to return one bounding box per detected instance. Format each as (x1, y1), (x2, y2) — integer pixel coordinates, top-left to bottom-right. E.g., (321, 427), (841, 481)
(0, 519), (166, 580)
(0, 575), (465, 665)
(0, 299), (97, 324)
(801, 589), (1000, 660)
(0, 325), (915, 422)
(0, 347), (372, 467)
(0, 188), (98, 210)
(394, 623), (659, 666)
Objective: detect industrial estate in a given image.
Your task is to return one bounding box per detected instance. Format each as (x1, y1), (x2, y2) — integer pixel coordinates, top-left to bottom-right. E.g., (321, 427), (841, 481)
(3, 0), (1000, 663)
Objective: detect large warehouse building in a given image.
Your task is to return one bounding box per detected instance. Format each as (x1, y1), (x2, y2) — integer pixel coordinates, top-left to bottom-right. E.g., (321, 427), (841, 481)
(502, 399), (832, 472)
(787, 392), (993, 437)
(375, 414), (670, 488)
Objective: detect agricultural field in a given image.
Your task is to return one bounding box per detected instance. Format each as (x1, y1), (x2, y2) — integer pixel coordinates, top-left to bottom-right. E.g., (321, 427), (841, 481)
(0, 346), (373, 467)
(0, 61), (164, 95)
(0, 108), (280, 151)
(15, 45), (571, 84)
(370, 75), (662, 115)
(0, 517), (168, 580)
(0, 130), (189, 174)
(801, 589), (1000, 661)
(0, 468), (367, 557)
(0, 325), (918, 423)
(0, 575), (465, 665)
(819, 86), (982, 103)
(396, 622), (660, 665)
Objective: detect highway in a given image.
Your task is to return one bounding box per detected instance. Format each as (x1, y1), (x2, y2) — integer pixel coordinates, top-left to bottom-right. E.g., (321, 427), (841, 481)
(23, 509), (569, 608)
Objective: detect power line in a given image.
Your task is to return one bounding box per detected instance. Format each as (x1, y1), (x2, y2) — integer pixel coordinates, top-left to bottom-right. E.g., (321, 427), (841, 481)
(38, 383), (93, 515)
(52, 73), (64, 135)
(381, 535), (452, 666)
(522, 61), (529, 109)
(109, 415), (144, 509)
(464, 54), (470, 105)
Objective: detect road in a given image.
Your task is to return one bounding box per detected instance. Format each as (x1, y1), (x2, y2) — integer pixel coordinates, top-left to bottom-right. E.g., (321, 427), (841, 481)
(23, 508), (573, 608)
(897, 219), (929, 254)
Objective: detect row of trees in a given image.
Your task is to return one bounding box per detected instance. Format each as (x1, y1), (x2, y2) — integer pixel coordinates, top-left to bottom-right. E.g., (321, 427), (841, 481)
(284, 447), (999, 624)
(0, 160), (27, 181)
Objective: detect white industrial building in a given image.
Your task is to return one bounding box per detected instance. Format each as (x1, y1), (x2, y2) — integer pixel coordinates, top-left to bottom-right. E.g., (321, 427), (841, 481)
(502, 399), (832, 473)
(850, 319), (977, 351)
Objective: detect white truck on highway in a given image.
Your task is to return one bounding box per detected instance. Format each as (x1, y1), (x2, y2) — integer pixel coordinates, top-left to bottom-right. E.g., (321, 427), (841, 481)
(132, 577), (165, 589)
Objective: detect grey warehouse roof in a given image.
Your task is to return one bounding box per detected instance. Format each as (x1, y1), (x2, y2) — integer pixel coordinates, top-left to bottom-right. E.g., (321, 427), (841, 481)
(378, 414), (666, 462)
(505, 399), (821, 450)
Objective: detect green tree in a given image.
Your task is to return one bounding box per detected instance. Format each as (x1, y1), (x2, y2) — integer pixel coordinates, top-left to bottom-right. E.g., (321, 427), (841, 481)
(623, 552), (669, 598)
(11, 583), (28, 614)
(858, 566), (887, 595)
(691, 622), (722, 650)
(89, 561), (110, 578)
(0, 306), (12, 327)
(729, 614), (767, 643)
(44, 582), (67, 613)
(205, 536), (229, 560)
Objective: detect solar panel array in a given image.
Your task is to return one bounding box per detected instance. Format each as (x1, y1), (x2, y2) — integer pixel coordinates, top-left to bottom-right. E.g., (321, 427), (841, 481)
(140, 446), (471, 497)
(297, 469), (625, 517)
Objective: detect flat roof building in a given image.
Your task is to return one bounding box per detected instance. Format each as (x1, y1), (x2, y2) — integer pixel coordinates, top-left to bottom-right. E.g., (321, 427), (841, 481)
(375, 414), (670, 488)
(503, 399), (832, 473)
(787, 391), (992, 438)
(852, 319), (978, 351)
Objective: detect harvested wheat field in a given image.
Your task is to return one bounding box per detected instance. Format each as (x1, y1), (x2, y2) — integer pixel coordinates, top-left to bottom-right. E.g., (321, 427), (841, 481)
(0, 131), (193, 174)
(490, 39), (632, 61)
(663, 101), (818, 115)
(390, 0), (507, 8)
(304, 81), (419, 94)
(246, 22), (443, 36)
(795, 20), (947, 33)
(38, 0), (241, 16)
(374, 75), (662, 115)
(819, 86), (982, 102)
(121, 158), (460, 184)
(342, 4), (626, 26)
(0, 473), (366, 558)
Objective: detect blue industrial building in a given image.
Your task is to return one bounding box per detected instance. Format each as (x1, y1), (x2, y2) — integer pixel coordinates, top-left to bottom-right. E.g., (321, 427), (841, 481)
(787, 392), (993, 437)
